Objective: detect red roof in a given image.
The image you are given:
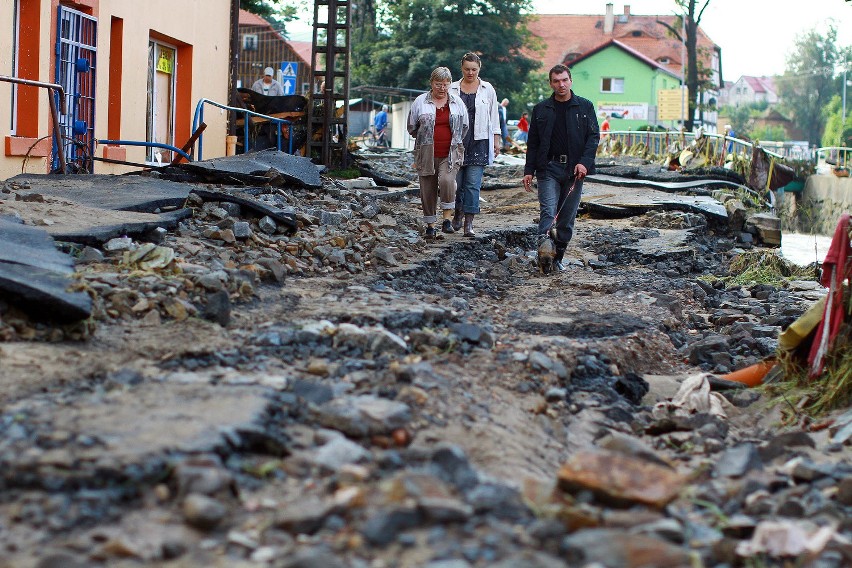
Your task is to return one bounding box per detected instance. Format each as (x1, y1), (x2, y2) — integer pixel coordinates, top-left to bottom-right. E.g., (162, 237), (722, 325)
(239, 10), (311, 65)
(288, 41), (313, 66)
(568, 39), (681, 79)
(239, 9), (274, 29)
(527, 11), (718, 80)
(743, 75), (776, 95)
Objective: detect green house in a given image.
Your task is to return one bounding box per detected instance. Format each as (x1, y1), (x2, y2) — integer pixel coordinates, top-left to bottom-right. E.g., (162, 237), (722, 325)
(568, 40), (683, 131)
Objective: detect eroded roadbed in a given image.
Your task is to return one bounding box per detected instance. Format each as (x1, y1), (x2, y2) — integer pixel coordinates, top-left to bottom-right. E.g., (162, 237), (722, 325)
(0, 157), (848, 567)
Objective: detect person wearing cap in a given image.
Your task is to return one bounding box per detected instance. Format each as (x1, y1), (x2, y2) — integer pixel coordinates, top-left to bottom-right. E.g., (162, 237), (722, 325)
(251, 66), (285, 97)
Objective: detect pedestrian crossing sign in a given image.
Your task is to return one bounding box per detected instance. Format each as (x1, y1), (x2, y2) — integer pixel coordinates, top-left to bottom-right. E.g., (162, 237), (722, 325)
(281, 62), (298, 79)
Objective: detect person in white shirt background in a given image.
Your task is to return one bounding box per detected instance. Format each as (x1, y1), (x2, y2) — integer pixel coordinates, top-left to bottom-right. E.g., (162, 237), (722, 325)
(251, 66), (285, 97)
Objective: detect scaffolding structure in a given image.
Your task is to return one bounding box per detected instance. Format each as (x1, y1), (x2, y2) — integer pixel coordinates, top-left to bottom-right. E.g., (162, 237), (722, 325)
(308, 0), (351, 168)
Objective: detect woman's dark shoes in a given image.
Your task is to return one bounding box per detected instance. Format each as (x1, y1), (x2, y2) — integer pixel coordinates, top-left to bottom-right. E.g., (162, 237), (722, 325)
(425, 226), (437, 241)
(463, 214), (476, 237)
(442, 219), (455, 234)
(452, 209), (464, 231)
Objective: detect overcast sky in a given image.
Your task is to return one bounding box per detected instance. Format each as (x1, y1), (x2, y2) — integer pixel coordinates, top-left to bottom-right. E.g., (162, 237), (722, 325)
(531, 0), (852, 80)
(287, 0), (852, 81)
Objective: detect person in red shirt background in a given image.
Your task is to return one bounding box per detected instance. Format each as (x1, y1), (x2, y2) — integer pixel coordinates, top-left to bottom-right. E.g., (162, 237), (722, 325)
(516, 112), (529, 143)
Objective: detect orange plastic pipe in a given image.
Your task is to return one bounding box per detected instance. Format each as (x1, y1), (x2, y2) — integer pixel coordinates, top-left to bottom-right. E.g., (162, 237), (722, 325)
(721, 359), (775, 387)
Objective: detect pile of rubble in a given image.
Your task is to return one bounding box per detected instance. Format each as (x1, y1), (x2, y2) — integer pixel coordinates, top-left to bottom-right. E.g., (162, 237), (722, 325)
(0, 149), (849, 567)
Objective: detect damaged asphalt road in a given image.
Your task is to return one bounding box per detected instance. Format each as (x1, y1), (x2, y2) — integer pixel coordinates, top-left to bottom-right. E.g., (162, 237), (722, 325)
(0, 151), (850, 568)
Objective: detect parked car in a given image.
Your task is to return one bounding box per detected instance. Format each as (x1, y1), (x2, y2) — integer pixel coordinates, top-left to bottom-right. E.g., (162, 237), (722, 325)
(507, 119), (518, 140)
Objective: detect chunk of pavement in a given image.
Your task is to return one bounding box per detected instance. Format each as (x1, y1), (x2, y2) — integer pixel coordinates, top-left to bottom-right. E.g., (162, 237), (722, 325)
(279, 548), (348, 568)
(180, 149), (322, 189)
(311, 437), (371, 471)
(0, 217), (92, 321)
(388, 472), (473, 522)
(714, 443), (763, 478)
(430, 444), (480, 491)
(745, 213), (782, 247)
(182, 494), (227, 530)
(312, 395), (411, 437)
(560, 528), (692, 568)
(258, 215), (277, 235)
(362, 506), (422, 546)
(274, 496), (339, 535)
(202, 289), (231, 326)
(557, 450), (687, 508)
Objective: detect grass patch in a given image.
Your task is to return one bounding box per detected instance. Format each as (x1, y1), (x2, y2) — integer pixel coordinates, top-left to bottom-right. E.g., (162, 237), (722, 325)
(707, 249), (816, 287)
(326, 167), (362, 179)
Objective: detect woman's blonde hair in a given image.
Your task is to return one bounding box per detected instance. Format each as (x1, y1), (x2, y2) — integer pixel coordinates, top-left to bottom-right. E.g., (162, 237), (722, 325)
(430, 66), (452, 84)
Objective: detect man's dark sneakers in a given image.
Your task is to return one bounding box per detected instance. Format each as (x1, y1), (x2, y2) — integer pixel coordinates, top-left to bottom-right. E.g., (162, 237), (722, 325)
(425, 226), (437, 240)
(553, 260), (566, 272)
(442, 219), (455, 234)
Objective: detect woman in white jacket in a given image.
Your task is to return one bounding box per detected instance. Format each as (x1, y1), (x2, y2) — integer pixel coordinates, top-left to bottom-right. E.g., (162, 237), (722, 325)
(449, 52), (502, 237)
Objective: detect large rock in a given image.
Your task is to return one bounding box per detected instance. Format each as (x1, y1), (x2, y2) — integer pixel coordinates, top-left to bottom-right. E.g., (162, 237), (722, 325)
(557, 450), (687, 508)
(745, 213), (782, 246)
(312, 395), (411, 437)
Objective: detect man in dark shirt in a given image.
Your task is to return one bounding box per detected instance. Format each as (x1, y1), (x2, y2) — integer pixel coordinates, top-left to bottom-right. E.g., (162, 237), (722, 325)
(523, 64), (599, 271)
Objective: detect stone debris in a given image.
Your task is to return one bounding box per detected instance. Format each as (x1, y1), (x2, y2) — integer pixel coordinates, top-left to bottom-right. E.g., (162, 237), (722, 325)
(0, 150), (849, 567)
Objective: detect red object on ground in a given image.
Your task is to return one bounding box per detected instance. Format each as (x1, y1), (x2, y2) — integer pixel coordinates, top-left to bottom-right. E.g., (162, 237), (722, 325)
(808, 213), (851, 377)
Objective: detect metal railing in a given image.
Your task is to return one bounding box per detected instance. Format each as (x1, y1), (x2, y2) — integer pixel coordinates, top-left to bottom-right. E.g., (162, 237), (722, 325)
(192, 98), (294, 161)
(97, 139), (192, 164)
(815, 147), (851, 170)
(0, 75), (68, 172)
(600, 130), (785, 163)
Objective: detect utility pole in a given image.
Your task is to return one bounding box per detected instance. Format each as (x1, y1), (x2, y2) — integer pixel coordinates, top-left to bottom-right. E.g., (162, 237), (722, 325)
(843, 56), (847, 146)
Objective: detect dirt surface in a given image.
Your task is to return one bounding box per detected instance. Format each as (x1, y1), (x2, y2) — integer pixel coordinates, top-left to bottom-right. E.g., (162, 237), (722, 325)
(0, 154), (850, 568)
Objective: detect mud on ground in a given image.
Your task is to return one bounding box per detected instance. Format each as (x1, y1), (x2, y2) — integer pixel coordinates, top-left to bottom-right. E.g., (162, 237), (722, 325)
(0, 155), (850, 568)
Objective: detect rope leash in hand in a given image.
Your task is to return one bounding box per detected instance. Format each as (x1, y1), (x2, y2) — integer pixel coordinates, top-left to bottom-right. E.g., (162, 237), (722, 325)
(546, 178), (578, 238)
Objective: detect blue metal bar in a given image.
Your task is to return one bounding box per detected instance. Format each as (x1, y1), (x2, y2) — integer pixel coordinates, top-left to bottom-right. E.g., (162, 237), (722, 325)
(192, 98), (294, 160)
(98, 139), (192, 162)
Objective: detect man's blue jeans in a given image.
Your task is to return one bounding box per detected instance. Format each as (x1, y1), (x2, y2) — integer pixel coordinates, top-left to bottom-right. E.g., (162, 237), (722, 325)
(537, 161), (584, 245)
(456, 165), (484, 214)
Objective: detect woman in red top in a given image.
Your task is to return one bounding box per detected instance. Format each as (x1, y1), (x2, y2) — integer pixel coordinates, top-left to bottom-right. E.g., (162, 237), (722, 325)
(408, 67), (469, 240)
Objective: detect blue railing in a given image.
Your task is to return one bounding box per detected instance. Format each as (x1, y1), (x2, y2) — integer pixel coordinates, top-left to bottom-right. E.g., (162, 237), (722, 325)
(98, 139), (192, 163)
(192, 98), (294, 160)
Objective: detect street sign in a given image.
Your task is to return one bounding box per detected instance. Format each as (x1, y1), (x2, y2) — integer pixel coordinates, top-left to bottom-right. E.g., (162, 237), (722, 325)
(280, 61), (298, 95)
(657, 88), (687, 121)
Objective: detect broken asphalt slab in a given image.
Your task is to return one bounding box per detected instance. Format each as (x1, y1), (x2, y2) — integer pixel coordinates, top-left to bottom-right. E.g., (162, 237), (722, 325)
(178, 149), (323, 189)
(3, 173), (192, 213)
(0, 216), (91, 321)
(590, 172), (747, 195)
(0, 380), (285, 493)
(581, 182), (728, 222)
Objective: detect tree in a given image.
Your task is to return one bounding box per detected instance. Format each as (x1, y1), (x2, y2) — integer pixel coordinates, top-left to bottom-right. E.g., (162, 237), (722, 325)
(353, 0), (540, 95)
(821, 95), (852, 148)
(656, 1), (713, 132)
(776, 24), (843, 147)
(721, 103), (755, 138)
(510, 72), (551, 115)
(240, 0), (299, 28)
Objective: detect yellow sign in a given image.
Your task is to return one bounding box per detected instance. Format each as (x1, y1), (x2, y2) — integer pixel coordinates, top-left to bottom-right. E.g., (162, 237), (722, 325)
(657, 88), (687, 121)
(156, 48), (174, 74)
